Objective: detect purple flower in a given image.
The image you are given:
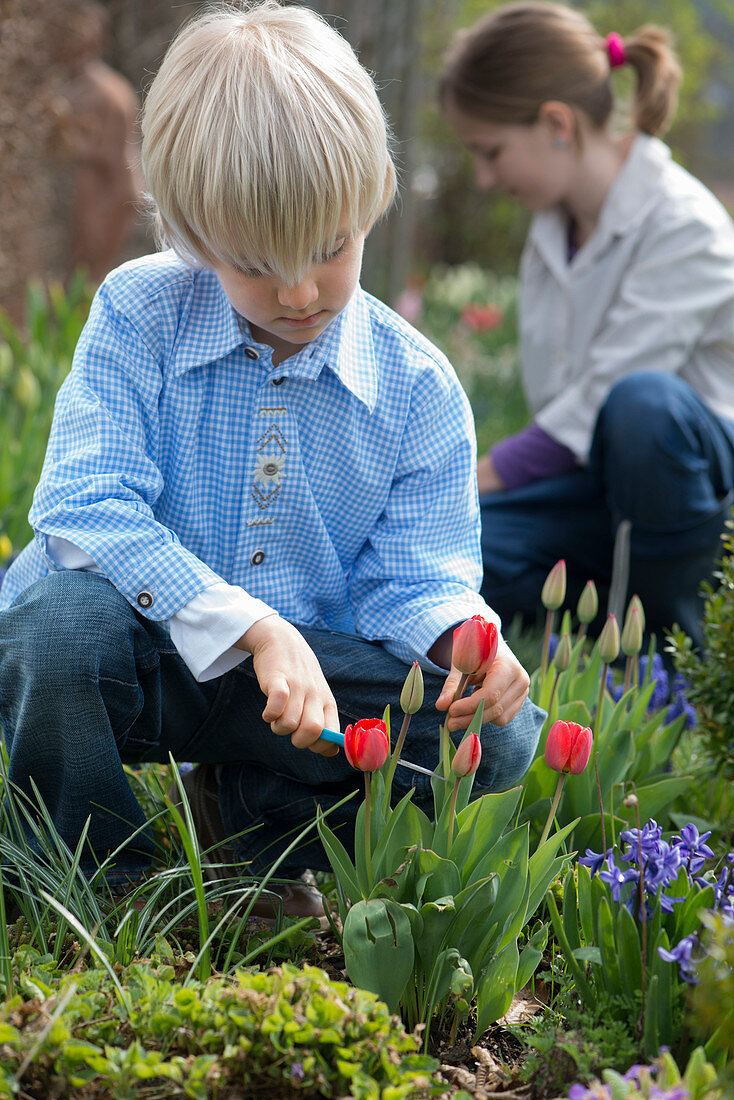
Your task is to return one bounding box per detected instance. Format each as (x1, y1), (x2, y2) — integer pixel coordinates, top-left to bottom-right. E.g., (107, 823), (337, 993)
(579, 848), (608, 876)
(599, 853), (638, 903)
(290, 1062), (305, 1080)
(674, 824), (715, 874)
(639, 653), (670, 709)
(658, 933), (698, 983)
(567, 1084), (612, 1100)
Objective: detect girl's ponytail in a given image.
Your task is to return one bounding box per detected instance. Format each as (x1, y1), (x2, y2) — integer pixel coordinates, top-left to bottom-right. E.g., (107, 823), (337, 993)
(622, 25), (681, 136)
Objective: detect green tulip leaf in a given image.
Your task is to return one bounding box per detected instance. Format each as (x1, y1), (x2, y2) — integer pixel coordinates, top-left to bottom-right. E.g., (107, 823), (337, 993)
(474, 939), (520, 1038)
(527, 818), (576, 918)
(466, 822), (528, 888)
(562, 868), (581, 952)
(597, 897), (624, 997)
(415, 899), (457, 974)
(516, 924), (547, 991)
(316, 812), (361, 906)
(615, 903), (643, 997)
(413, 849), (459, 902)
(452, 787), (522, 875)
(643, 972), (660, 1061)
(617, 776), (694, 829)
(343, 899), (414, 1013)
(371, 789), (424, 884)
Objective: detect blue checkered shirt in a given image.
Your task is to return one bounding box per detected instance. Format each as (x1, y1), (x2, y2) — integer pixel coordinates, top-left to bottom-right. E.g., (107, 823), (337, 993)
(1, 251), (495, 664)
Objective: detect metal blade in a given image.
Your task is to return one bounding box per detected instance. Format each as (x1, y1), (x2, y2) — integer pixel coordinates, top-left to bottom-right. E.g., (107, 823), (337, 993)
(319, 727), (449, 782)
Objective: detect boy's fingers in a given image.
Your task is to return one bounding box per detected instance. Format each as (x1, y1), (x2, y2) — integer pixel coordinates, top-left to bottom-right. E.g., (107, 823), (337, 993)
(436, 668), (462, 712)
(261, 674), (290, 723)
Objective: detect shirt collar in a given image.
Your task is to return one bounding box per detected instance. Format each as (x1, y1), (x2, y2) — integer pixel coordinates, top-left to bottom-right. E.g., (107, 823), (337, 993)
(527, 133), (671, 276)
(172, 272), (378, 412)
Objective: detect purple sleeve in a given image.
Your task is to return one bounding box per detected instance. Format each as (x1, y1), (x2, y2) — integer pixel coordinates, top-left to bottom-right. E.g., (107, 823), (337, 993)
(490, 422), (578, 491)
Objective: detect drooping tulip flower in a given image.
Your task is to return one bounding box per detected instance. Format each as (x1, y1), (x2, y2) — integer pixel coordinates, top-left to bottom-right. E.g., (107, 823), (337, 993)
(452, 616), (499, 676)
(451, 733), (482, 778)
(344, 719), (390, 772)
(545, 720), (593, 775)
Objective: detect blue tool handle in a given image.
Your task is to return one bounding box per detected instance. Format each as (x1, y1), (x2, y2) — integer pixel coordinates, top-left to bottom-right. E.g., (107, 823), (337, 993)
(320, 727), (345, 747)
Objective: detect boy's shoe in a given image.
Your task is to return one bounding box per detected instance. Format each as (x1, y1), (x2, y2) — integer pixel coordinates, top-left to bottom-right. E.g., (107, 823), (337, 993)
(168, 763), (325, 921)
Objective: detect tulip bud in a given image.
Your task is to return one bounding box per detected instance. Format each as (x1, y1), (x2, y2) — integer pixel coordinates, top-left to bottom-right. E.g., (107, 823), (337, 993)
(544, 720), (593, 775)
(577, 580), (598, 624)
(343, 719), (390, 772)
(621, 604), (643, 658)
(541, 560), (566, 611)
(400, 661), (424, 715)
(451, 733), (482, 778)
(452, 616), (499, 676)
(597, 614), (620, 664)
(629, 594), (645, 633)
(554, 632), (572, 672)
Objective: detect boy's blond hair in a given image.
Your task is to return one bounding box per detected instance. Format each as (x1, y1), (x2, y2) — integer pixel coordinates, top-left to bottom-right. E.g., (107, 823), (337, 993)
(141, 1), (397, 283)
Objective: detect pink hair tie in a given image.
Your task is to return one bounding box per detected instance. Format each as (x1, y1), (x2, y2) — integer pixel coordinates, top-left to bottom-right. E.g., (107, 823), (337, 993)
(606, 32), (627, 69)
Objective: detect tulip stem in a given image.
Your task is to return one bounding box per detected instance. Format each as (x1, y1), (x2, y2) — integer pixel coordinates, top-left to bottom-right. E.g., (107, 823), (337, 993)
(383, 712), (411, 814)
(547, 670), (561, 714)
(594, 755), (607, 858)
(539, 773), (566, 846)
(540, 609), (555, 678)
(577, 621), (588, 645)
(594, 662), (610, 856)
(441, 673), (470, 779)
(447, 778), (460, 849)
(623, 656), (633, 694)
(364, 774), (373, 889)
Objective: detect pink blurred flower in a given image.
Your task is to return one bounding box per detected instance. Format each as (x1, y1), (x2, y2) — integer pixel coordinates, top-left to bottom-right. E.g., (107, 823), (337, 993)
(460, 303), (503, 332)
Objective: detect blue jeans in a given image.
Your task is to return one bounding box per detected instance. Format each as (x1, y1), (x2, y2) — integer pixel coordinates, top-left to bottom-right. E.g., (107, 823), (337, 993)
(481, 372), (734, 630)
(0, 570), (544, 883)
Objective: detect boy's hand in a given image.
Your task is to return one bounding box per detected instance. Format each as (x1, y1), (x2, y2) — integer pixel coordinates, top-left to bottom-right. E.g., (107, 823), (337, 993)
(435, 636), (529, 729)
(477, 453), (506, 495)
(237, 617), (340, 756)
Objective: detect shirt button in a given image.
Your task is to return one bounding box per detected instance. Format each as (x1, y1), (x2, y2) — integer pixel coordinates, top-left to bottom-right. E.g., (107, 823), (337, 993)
(136, 591), (154, 609)
(250, 549), (266, 566)
(272, 377), (285, 386)
(244, 347), (259, 360)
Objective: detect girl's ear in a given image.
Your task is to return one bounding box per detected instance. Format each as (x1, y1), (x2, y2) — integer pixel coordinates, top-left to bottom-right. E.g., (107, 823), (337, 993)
(538, 100), (577, 147)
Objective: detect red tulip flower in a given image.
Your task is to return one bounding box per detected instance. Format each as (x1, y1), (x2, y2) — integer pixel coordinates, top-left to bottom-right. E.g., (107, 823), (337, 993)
(451, 733), (482, 778)
(452, 616), (499, 676)
(545, 720), (593, 775)
(460, 303), (504, 332)
(344, 718), (390, 772)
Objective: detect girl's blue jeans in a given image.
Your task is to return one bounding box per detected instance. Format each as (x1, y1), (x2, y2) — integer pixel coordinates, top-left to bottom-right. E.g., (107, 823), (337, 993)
(0, 570), (544, 884)
(481, 372), (734, 627)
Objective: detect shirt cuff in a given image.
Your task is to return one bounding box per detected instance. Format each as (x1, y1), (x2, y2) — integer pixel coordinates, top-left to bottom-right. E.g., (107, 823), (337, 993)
(169, 583), (278, 682)
(491, 422), (578, 490)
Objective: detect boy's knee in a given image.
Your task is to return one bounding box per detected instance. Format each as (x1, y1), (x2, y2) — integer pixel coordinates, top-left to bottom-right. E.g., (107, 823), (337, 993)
(2, 571), (135, 680)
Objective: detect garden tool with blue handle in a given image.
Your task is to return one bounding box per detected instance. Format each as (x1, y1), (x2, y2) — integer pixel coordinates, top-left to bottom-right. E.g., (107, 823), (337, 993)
(319, 728), (449, 780)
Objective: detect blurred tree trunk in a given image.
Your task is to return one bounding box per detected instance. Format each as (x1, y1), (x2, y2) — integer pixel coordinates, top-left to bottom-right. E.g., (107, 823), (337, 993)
(307, 0), (426, 305)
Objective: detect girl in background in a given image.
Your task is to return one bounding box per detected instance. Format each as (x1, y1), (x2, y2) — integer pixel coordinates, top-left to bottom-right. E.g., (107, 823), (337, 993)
(440, 1), (734, 650)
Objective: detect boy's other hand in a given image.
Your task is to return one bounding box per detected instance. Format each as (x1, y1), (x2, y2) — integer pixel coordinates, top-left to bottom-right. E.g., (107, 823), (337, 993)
(477, 453), (505, 495)
(436, 636), (529, 729)
(237, 617), (340, 756)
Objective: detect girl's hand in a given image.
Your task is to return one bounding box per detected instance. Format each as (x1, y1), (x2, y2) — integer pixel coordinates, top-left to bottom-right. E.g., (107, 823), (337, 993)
(237, 617), (340, 755)
(477, 453), (506, 495)
(436, 636), (529, 729)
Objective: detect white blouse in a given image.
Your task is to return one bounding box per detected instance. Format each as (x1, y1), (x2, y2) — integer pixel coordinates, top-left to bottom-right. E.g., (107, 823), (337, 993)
(519, 134), (734, 461)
